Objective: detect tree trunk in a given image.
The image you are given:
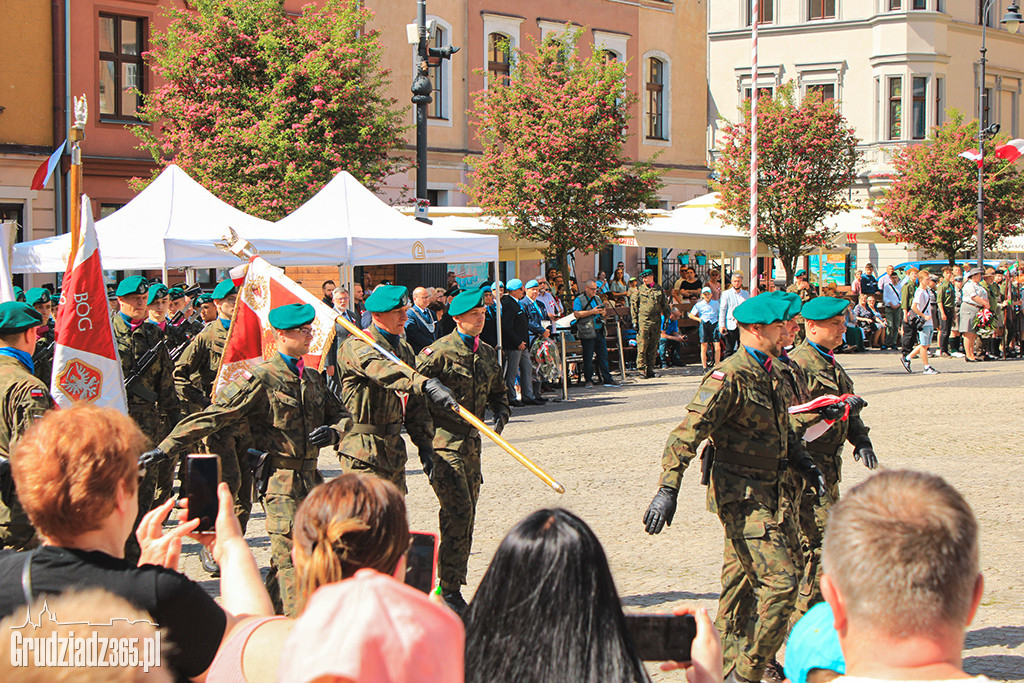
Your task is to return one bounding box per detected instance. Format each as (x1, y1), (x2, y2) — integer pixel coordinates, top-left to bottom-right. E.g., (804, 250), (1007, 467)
(782, 255), (797, 286)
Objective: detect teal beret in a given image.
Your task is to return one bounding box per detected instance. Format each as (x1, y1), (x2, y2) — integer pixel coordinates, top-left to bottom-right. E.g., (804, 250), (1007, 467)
(764, 291), (803, 320)
(448, 288), (486, 317)
(147, 283), (169, 305)
(194, 293), (213, 306)
(25, 288), (51, 307)
(268, 303), (316, 330)
(0, 301), (43, 334)
(12, 286), (24, 302)
(364, 285), (409, 313)
(50, 294), (60, 305)
(733, 293), (791, 325)
(525, 279), (539, 289)
(506, 279), (523, 291)
(639, 269), (653, 278)
(795, 269), (807, 277)
(801, 296), (850, 321)
(167, 287), (185, 301)
(212, 279), (237, 300)
(116, 276), (149, 297)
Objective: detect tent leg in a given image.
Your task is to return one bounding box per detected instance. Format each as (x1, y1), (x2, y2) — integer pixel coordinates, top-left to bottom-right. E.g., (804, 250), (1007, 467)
(514, 246), (520, 278)
(493, 260), (502, 354)
(184, 269), (196, 287)
(161, 267), (169, 285)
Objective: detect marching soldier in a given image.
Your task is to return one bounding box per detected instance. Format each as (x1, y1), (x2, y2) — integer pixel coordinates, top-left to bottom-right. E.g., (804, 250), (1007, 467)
(642, 294), (825, 683)
(112, 276), (180, 561)
(630, 268), (669, 379)
(788, 297), (875, 618)
(195, 292), (218, 324)
(25, 288), (55, 385)
(0, 302), (52, 550)
(150, 303), (347, 616)
(336, 285), (459, 493)
(416, 287), (510, 614)
(147, 283), (189, 350)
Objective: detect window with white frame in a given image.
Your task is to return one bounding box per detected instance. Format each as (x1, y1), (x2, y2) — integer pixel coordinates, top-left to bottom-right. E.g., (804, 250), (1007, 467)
(747, 0), (773, 25)
(427, 19), (452, 120)
(645, 56), (669, 141)
(482, 13), (523, 89)
(887, 76), (903, 140)
(911, 76), (928, 139)
(808, 0), (836, 20)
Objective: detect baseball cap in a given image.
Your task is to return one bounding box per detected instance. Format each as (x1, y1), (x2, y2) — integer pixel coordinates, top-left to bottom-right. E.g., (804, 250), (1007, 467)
(701, 286), (712, 294)
(783, 602), (845, 683)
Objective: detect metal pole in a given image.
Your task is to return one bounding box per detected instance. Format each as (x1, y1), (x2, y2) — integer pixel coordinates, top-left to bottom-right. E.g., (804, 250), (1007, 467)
(615, 316), (626, 381)
(412, 0), (431, 219)
(977, 1), (992, 271)
(749, 3), (760, 291)
(560, 330), (568, 401)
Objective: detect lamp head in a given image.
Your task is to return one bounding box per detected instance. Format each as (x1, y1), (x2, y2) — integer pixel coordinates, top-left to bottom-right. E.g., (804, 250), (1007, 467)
(1002, 3), (1023, 33)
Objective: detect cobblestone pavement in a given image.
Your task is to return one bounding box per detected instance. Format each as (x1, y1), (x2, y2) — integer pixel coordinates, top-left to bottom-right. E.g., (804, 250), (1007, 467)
(179, 350), (1024, 681)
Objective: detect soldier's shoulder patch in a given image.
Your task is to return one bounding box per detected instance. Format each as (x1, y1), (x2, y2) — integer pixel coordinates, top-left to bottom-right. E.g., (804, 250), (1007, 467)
(241, 369), (253, 380)
(422, 347), (433, 356)
(711, 370), (725, 380)
(29, 387), (47, 398)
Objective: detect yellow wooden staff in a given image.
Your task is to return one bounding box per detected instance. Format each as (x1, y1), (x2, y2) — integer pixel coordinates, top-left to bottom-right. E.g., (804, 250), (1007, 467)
(332, 312), (565, 494)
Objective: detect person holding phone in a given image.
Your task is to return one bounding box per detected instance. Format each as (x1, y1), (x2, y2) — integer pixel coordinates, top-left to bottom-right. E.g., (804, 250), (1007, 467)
(416, 287), (510, 615)
(147, 303), (348, 617)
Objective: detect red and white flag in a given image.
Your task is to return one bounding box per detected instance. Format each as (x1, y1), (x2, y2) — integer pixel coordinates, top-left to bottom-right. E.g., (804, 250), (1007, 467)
(51, 196), (127, 412)
(958, 149), (984, 168)
(212, 255), (336, 398)
(995, 139), (1024, 163)
(30, 141), (66, 191)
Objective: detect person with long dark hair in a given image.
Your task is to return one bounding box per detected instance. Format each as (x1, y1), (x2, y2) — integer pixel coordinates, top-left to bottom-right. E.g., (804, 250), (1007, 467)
(464, 508), (650, 683)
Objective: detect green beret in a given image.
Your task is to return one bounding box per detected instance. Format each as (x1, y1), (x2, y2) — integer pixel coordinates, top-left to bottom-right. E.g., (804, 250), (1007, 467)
(801, 296), (850, 321)
(147, 283), (169, 305)
(0, 301), (43, 334)
(268, 303), (316, 330)
(448, 288), (486, 317)
(733, 293), (791, 325)
(25, 288), (51, 307)
(194, 293), (213, 306)
(12, 286), (25, 302)
(795, 269), (807, 278)
(167, 287), (185, 301)
(763, 291), (803, 320)
(364, 285), (409, 313)
(50, 294), (60, 305)
(212, 279), (237, 300)
(639, 269), (654, 278)
(116, 276), (149, 297)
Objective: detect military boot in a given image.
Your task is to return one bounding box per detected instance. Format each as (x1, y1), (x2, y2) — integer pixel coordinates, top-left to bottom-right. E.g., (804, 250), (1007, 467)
(442, 590), (468, 618)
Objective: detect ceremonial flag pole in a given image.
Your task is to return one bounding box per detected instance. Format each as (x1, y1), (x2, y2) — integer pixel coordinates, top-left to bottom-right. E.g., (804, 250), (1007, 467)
(749, 3), (760, 292)
(67, 96), (87, 264)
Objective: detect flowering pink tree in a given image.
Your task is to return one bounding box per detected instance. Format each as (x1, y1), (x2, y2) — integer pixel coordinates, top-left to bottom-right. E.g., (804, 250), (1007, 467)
(874, 112), (1024, 263)
(713, 82), (860, 283)
(466, 31), (662, 278)
(132, 0), (407, 219)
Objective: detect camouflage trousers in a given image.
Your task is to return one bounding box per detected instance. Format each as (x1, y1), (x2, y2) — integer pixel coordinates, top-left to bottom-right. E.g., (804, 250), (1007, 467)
(792, 452), (841, 624)
(263, 467), (322, 617)
(338, 452), (407, 495)
(126, 406), (163, 564)
(636, 322), (661, 373)
(429, 437), (482, 593)
(206, 431), (255, 533)
(0, 488), (38, 551)
(715, 497), (803, 682)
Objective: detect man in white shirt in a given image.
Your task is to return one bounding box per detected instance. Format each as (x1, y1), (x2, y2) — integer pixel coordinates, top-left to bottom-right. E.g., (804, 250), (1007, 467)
(718, 272), (750, 357)
(535, 277), (563, 320)
(821, 470), (988, 683)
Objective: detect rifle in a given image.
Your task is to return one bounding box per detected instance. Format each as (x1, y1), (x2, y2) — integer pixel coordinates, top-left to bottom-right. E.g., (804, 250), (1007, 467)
(247, 449), (272, 500)
(32, 340), (56, 370)
(123, 338), (169, 401)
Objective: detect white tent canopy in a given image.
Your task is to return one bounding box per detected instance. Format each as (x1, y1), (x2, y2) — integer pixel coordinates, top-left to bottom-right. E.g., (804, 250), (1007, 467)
(824, 208), (894, 245)
(634, 194), (772, 255)
(13, 165), (278, 273)
(270, 172), (497, 266)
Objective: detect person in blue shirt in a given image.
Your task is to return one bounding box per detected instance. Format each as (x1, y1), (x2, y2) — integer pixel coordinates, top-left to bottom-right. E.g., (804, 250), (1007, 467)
(573, 280), (619, 386)
(688, 287), (722, 369)
(521, 280), (550, 345)
(658, 307), (686, 368)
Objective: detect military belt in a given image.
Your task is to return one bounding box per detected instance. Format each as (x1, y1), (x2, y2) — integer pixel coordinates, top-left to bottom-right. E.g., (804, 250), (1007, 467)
(714, 449), (787, 472)
(270, 455), (318, 472)
(437, 420), (479, 438)
(348, 423), (402, 437)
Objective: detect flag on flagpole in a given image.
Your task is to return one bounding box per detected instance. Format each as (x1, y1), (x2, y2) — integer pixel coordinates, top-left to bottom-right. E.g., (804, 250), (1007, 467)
(29, 140), (67, 191)
(0, 222), (16, 303)
(994, 139), (1024, 163)
(51, 195), (128, 412)
(958, 149), (984, 168)
(212, 255), (337, 399)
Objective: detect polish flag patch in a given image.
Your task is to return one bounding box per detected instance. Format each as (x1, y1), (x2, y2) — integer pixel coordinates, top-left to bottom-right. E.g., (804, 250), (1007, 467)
(711, 370), (725, 380)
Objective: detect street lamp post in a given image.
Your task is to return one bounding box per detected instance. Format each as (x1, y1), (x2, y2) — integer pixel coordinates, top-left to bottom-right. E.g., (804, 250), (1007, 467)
(976, 2), (1022, 269)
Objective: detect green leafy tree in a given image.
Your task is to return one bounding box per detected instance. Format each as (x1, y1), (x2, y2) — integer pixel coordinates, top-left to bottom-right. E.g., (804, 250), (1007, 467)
(713, 82), (861, 284)
(133, 0), (407, 219)
(465, 30), (662, 280)
(874, 111), (1024, 264)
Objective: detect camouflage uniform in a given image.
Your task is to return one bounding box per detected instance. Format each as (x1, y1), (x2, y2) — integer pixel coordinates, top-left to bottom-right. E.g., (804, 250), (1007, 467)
(788, 340), (869, 617)
(0, 355), (50, 550)
(658, 347), (804, 683)
(173, 320), (254, 529)
(31, 324), (54, 387)
(630, 282), (669, 375)
(336, 326), (434, 494)
(415, 331), (509, 594)
(112, 314), (180, 561)
(158, 352), (346, 616)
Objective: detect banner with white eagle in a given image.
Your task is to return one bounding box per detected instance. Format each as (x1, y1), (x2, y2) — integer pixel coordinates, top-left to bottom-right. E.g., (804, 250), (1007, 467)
(212, 256), (337, 399)
(51, 196), (128, 412)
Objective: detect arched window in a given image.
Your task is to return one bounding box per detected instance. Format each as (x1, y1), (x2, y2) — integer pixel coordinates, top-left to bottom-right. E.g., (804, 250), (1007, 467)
(428, 23), (448, 119)
(646, 57), (667, 140)
(488, 33), (511, 88)
(601, 49), (620, 64)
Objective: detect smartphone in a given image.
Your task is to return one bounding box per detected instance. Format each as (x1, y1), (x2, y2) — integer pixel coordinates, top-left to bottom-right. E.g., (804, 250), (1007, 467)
(186, 454), (221, 533)
(625, 613), (697, 662)
(404, 531), (438, 594)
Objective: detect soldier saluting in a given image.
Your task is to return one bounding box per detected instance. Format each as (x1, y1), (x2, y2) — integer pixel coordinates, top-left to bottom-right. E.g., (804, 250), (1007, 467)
(336, 285), (459, 493)
(642, 294), (826, 683)
(630, 268), (669, 379)
(147, 303), (347, 616)
(416, 286), (510, 615)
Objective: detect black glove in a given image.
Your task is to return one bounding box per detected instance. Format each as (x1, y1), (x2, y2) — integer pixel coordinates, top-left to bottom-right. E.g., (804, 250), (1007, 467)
(643, 486), (678, 535)
(493, 412), (510, 435)
(308, 426), (339, 448)
(844, 395), (867, 415)
(423, 378), (460, 412)
(791, 451), (827, 498)
(818, 402), (846, 420)
(418, 444), (435, 480)
(138, 448), (167, 471)
(852, 439), (878, 470)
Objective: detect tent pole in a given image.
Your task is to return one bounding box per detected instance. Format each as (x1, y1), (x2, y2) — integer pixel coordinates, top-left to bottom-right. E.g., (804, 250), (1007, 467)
(161, 266), (169, 285)
(514, 246), (520, 278)
(493, 259), (502, 354)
